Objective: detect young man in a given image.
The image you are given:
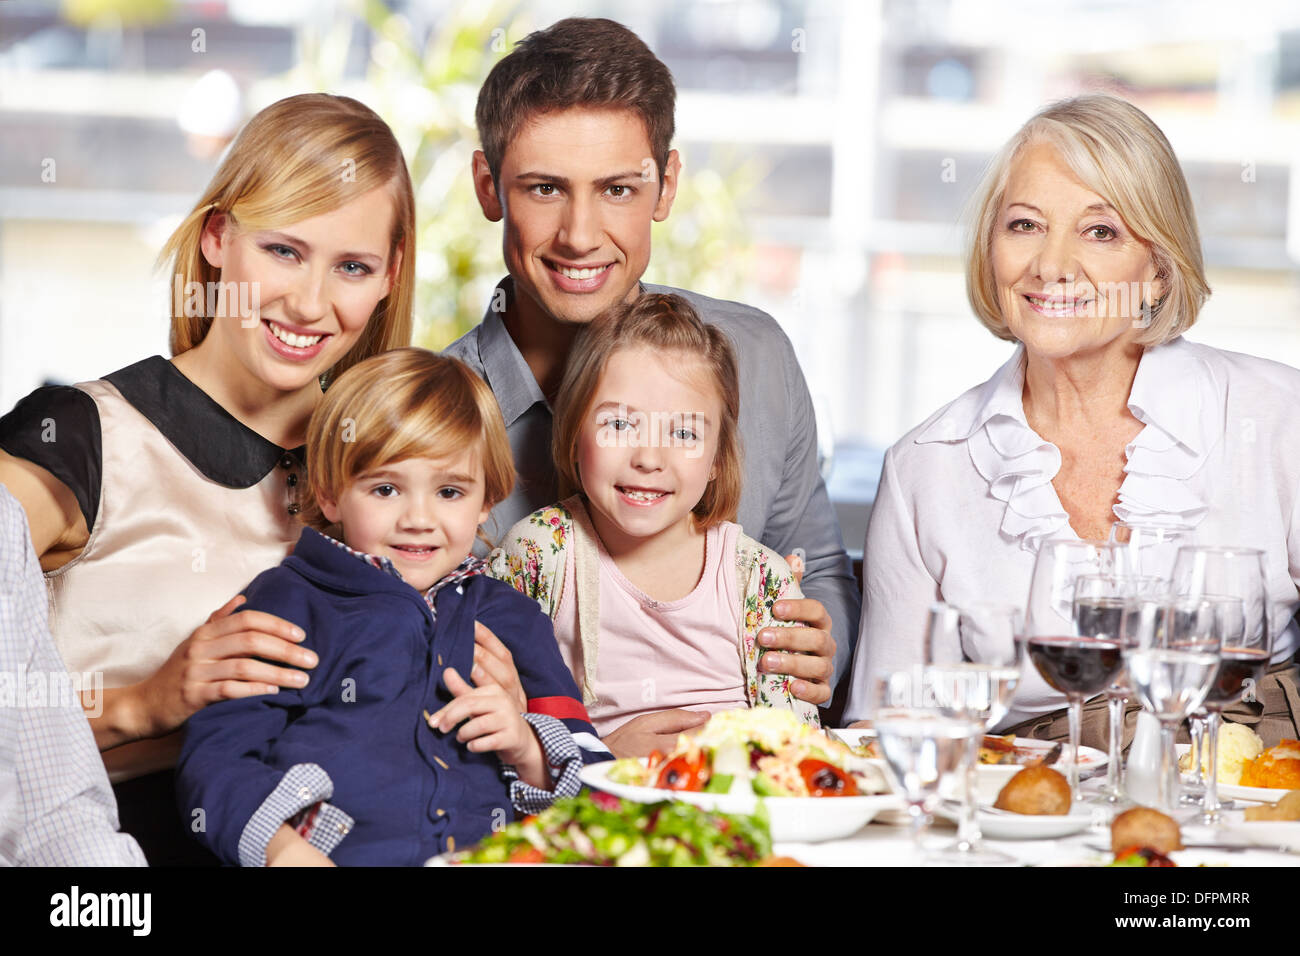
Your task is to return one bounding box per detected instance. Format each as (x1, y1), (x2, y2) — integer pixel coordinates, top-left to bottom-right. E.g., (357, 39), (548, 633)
(446, 18), (860, 754)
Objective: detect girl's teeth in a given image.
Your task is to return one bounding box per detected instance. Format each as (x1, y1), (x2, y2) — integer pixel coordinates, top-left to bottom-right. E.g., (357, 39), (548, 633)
(623, 489), (665, 501)
(270, 322), (323, 348)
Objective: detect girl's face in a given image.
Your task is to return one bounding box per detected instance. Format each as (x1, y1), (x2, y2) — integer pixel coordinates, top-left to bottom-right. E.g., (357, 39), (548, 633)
(318, 450), (490, 592)
(199, 185), (401, 396)
(575, 346), (724, 553)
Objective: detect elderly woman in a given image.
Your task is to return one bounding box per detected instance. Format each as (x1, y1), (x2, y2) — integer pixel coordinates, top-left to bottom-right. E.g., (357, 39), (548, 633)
(845, 94), (1300, 746)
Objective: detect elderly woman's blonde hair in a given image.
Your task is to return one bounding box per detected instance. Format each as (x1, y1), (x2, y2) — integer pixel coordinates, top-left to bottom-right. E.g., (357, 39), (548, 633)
(300, 348), (515, 544)
(966, 94), (1210, 346)
(159, 93), (415, 381)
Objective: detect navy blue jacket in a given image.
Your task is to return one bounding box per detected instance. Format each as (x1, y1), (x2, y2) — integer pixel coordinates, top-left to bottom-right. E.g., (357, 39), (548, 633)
(176, 528), (600, 866)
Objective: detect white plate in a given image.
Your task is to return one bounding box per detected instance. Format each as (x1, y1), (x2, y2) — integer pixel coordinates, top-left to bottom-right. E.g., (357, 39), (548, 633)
(1218, 821), (1300, 852)
(831, 728), (1106, 804)
(578, 761), (901, 843)
(1176, 744), (1292, 803)
(831, 728), (1107, 768)
(936, 800), (1094, 840)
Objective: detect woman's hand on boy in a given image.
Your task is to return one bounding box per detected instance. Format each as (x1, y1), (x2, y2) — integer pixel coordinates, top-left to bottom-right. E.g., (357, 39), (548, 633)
(130, 594), (318, 740)
(430, 667), (548, 789)
(759, 597), (836, 706)
(471, 622), (527, 711)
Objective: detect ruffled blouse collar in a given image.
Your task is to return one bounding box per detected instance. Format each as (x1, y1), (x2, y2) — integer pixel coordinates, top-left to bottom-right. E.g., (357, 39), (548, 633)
(913, 337), (1221, 552)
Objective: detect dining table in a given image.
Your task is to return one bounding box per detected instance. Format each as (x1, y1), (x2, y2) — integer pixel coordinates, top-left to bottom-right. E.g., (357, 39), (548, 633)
(769, 756), (1300, 867)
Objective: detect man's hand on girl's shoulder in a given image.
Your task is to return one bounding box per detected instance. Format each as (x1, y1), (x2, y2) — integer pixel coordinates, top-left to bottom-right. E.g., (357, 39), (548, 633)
(760, 597), (836, 706)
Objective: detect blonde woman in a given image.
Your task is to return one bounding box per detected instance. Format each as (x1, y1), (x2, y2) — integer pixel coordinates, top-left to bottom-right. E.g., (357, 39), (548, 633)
(0, 93), (414, 862)
(846, 95), (1300, 746)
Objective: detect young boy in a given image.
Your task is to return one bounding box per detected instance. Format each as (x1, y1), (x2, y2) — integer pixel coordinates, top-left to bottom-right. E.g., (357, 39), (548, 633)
(175, 349), (599, 866)
(445, 17), (859, 755)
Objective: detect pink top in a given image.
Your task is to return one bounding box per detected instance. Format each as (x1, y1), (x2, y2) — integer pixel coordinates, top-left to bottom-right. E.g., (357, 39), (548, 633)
(550, 521), (750, 735)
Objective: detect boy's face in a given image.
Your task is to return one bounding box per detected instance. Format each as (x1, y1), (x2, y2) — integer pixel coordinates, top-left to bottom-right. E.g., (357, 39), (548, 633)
(318, 452), (490, 592)
(473, 106), (680, 327)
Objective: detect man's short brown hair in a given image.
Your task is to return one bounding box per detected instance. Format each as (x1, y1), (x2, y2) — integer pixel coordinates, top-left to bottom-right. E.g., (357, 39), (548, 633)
(475, 17), (676, 184)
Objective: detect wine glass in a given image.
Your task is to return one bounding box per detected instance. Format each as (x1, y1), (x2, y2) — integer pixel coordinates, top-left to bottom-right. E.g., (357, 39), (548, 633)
(1025, 538), (1127, 636)
(1123, 595), (1222, 812)
(1110, 521), (1194, 581)
(923, 603), (1022, 864)
(1071, 574), (1162, 803)
(1024, 628), (1127, 803)
(1171, 547), (1271, 824)
(871, 669), (981, 862)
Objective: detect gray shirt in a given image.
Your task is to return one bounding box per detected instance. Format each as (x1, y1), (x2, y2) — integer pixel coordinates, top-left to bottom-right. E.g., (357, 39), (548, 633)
(444, 279), (860, 686)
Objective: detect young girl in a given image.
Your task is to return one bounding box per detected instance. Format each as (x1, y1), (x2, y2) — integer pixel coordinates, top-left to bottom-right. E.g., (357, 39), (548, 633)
(0, 93), (414, 863)
(176, 349), (598, 866)
(489, 294), (819, 758)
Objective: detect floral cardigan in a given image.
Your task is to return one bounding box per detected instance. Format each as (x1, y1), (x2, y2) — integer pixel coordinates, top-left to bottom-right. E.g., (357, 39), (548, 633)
(486, 496), (820, 728)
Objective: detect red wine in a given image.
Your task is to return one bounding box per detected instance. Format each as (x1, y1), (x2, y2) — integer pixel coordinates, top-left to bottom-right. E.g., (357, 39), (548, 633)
(1027, 637), (1124, 698)
(1203, 648), (1270, 708)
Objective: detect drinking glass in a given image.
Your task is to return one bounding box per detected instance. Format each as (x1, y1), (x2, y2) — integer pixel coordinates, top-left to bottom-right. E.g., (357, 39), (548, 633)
(923, 603), (1022, 864)
(871, 669), (981, 862)
(1025, 630), (1127, 802)
(1071, 574), (1161, 802)
(1123, 595), (1221, 812)
(1025, 539), (1127, 636)
(1110, 521), (1194, 582)
(1172, 547), (1271, 824)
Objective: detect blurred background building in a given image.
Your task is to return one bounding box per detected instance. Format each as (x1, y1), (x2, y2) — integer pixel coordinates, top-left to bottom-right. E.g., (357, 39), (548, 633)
(3, 0), (1299, 555)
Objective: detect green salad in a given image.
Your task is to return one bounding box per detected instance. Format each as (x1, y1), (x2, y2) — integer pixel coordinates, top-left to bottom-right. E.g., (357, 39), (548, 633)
(450, 792), (772, 866)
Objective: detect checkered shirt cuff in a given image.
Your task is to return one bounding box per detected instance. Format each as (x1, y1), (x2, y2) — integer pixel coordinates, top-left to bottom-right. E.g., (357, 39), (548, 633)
(501, 713), (583, 815)
(238, 763), (355, 866)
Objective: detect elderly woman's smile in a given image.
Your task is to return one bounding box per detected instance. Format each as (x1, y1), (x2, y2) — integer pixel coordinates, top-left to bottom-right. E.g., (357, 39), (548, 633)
(992, 142), (1162, 363)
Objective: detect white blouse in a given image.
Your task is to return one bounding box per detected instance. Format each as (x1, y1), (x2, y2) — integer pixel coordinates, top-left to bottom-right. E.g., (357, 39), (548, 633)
(845, 337), (1300, 728)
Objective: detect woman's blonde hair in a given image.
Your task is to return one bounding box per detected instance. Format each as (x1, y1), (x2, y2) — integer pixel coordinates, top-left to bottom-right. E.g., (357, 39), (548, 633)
(159, 93), (415, 380)
(966, 94), (1210, 346)
(300, 348), (515, 543)
(552, 293), (742, 529)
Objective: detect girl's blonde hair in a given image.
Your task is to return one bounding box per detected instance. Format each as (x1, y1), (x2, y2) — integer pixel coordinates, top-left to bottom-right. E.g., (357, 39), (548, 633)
(301, 348), (515, 542)
(552, 293), (742, 528)
(966, 93), (1210, 346)
(159, 93), (415, 380)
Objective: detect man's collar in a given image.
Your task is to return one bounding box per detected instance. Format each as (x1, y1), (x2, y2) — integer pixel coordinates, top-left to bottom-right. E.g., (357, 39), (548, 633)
(105, 356), (303, 487)
(476, 278), (549, 426)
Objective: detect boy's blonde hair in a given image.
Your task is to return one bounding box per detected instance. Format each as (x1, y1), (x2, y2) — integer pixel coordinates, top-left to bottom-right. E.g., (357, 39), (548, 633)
(159, 93), (416, 381)
(301, 349), (514, 539)
(552, 293), (742, 528)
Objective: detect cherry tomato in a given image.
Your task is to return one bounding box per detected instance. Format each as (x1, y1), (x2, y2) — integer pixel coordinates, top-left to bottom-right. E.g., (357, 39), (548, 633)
(508, 847), (545, 864)
(656, 753), (706, 791)
(798, 759), (859, 797)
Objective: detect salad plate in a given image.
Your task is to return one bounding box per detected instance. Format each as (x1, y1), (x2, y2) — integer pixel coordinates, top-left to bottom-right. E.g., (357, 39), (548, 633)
(579, 761), (899, 842)
(581, 710), (901, 842)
